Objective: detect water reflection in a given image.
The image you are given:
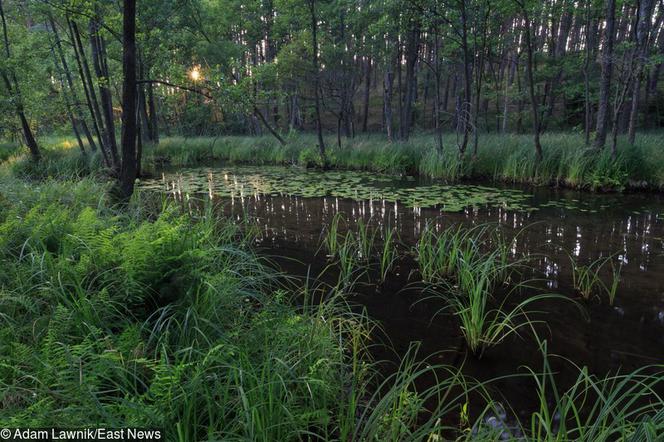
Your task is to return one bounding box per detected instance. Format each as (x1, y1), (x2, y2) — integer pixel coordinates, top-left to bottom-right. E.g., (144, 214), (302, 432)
(144, 167), (664, 293)
(140, 166), (664, 381)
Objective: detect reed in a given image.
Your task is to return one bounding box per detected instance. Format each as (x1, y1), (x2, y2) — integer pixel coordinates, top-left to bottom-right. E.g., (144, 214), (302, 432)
(355, 218), (377, 263)
(10, 132), (664, 190)
(379, 227), (398, 283)
(570, 253), (622, 303)
(519, 341), (663, 440)
(433, 253), (569, 357)
(321, 212), (344, 257)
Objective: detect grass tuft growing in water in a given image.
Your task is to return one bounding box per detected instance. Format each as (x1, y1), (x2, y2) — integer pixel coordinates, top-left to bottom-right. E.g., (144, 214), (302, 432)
(379, 227), (399, 283)
(569, 253), (623, 304)
(416, 223), (575, 357)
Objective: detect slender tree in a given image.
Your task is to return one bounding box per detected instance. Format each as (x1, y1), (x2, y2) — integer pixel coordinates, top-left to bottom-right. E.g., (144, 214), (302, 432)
(117, 0), (138, 200)
(0, 0), (40, 161)
(627, 0), (655, 145)
(594, 0), (616, 150)
(308, 0), (326, 164)
(517, 0), (543, 161)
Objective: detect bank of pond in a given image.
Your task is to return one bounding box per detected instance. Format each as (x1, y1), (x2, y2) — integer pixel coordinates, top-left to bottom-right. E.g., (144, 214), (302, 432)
(4, 132), (664, 191)
(2, 162), (664, 440)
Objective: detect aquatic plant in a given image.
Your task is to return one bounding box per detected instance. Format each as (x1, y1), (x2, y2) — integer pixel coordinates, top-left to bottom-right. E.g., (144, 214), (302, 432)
(569, 253), (622, 303)
(415, 223), (512, 283)
(379, 227), (398, 283)
(472, 340), (664, 440)
(608, 260), (622, 306)
(431, 251), (568, 357)
(321, 212), (343, 257)
(415, 224), (467, 282)
(355, 218), (377, 263)
(337, 231), (357, 284)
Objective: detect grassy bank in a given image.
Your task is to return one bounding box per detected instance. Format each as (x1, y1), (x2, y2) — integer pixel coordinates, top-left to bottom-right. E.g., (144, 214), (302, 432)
(0, 177), (392, 438)
(141, 132), (664, 191)
(3, 142), (664, 439)
(0, 174), (487, 439)
(3, 132), (664, 191)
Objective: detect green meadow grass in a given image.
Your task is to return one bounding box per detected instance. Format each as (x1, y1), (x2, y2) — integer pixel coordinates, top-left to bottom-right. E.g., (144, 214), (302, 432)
(7, 131), (664, 191)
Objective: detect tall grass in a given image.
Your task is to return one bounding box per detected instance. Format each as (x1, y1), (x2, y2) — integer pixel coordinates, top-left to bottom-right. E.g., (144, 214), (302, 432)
(569, 253), (623, 303)
(416, 223), (575, 357)
(9, 131), (664, 189)
(379, 227), (398, 283)
(476, 340), (664, 440)
(321, 217), (400, 286)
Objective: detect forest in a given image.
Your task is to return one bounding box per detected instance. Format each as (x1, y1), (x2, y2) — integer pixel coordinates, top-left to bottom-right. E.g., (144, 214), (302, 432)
(2, 0), (664, 440)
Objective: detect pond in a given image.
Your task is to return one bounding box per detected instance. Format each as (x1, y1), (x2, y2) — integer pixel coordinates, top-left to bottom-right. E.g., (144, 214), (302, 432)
(140, 165), (664, 418)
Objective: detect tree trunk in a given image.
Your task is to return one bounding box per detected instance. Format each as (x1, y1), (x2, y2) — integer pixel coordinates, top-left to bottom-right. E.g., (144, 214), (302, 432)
(147, 80), (159, 143)
(584, 7), (593, 145)
(401, 25), (420, 140)
(361, 56), (371, 132)
(308, 0), (326, 164)
(627, 0), (654, 145)
(459, 0), (472, 156)
(384, 57), (394, 142)
(0, 0), (40, 161)
(90, 18), (119, 165)
(70, 19), (111, 166)
(117, 0), (138, 201)
(594, 0), (616, 150)
(49, 15), (97, 152)
(521, 6), (543, 161)
(51, 44), (85, 154)
(433, 33), (443, 153)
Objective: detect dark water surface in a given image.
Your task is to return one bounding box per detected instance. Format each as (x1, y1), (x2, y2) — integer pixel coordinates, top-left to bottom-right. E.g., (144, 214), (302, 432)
(140, 165), (664, 415)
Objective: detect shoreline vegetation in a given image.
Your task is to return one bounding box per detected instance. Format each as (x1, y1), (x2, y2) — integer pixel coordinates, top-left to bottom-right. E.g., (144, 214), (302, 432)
(2, 132), (663, 191)
(2, 140), (664, 439)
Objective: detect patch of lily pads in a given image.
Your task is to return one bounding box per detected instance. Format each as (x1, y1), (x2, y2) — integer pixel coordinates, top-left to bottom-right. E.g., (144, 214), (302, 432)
(138, 165), (625, 213)
(140, 166), (538, 212)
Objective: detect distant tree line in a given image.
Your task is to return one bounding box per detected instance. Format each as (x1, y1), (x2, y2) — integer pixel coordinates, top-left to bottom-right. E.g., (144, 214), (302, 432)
(1, 0), (664, 186)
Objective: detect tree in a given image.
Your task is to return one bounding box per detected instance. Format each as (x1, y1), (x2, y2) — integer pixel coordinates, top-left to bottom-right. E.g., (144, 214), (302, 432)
(516, 0), (543, 161)
(308, 0), (326, 164)
(627, 0), (655, 145)
(594, 0), (616, 150)
(0, 0), (40, 161)
(116, 0), (138, 201)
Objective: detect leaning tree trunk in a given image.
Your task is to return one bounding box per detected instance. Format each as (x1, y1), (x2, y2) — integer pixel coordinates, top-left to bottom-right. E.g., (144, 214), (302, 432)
(0, 0), (40, 161)
(90, 18), (119, 166)
(49, 15), (97, 152)
(70, 19), (111, 166)
(594, 0), (616, 150)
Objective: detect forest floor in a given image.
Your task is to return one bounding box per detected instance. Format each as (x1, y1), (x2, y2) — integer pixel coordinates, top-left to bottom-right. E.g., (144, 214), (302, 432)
(3, 131), (664, 191)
